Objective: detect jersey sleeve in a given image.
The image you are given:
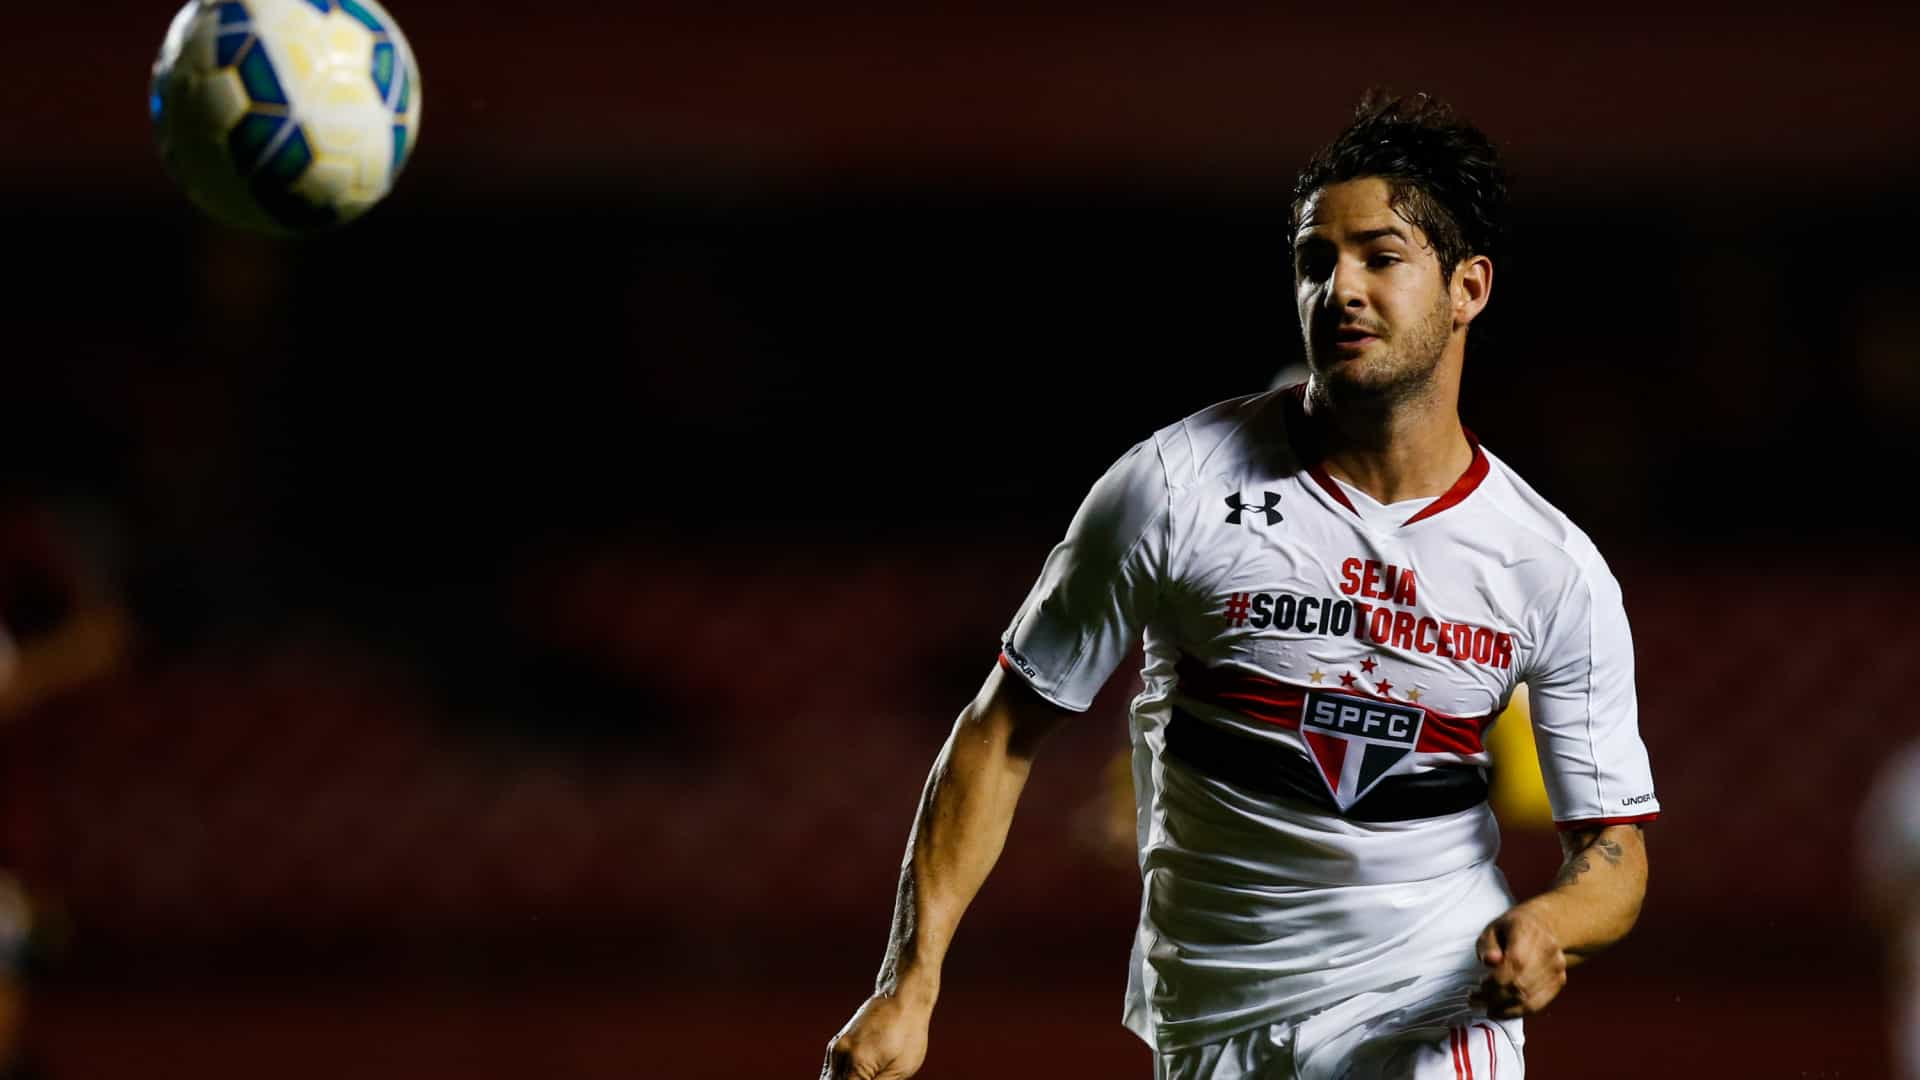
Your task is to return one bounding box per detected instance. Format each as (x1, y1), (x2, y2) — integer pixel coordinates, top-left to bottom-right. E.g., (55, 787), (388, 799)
(1000, 439), (1170, 712)
(1522, 553), (1661, 829)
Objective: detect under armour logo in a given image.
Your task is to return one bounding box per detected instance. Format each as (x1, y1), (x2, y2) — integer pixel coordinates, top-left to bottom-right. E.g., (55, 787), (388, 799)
(1225, 491), (1282, 525)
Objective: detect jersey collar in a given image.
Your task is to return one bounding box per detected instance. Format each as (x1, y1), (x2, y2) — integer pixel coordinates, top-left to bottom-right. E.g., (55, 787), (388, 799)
(1279, 382), (1489, 528)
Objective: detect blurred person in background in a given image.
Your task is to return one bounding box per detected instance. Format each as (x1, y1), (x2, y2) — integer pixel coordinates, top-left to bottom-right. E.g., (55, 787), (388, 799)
(0, 503), (130, 723)
(0, 495), (133, 1080)
(1862, 740), (1920, 1080)
(824, 92), (1658, 1080)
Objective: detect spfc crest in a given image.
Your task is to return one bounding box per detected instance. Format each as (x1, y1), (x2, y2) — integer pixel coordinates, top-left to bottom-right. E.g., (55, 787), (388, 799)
(1300, 689), (1425, 811)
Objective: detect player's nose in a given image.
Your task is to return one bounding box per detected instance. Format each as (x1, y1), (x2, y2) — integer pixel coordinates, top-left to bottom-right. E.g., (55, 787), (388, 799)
(1323, 256), (1368, 313)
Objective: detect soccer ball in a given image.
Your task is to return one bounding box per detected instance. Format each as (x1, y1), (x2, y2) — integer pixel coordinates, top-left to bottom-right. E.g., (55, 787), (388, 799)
(150, 0), (422, 234)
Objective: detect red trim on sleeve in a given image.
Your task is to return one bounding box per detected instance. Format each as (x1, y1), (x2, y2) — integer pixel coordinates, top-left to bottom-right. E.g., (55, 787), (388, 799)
(1554, 813), (1659, 831)
(997, 650), (1013, 674)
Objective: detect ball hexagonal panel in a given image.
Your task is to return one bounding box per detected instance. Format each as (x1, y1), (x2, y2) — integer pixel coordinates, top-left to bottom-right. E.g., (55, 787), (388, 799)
(152, 0), (423, 234)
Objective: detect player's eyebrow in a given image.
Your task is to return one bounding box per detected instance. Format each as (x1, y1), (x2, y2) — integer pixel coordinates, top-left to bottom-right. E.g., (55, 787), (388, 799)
(1293, 224), (1411, 248)
(1347, 226), (1411, 244)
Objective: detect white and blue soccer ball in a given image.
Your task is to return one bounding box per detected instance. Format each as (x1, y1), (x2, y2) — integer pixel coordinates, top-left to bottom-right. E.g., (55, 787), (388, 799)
(150, 0), (423, 234)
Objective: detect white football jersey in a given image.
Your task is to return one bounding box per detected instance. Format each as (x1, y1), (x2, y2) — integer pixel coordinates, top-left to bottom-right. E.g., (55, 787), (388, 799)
(1000, 385), (1660, 1051)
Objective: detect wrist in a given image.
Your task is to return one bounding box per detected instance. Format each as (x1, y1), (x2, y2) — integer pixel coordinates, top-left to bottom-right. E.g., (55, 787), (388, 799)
(1506, 897), (1568, 948)
(878, 965), (940, 1009)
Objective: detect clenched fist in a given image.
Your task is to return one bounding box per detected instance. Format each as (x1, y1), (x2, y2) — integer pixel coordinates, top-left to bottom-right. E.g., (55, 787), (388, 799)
(821, 991), (933, 1080)
(1470, 906), (1567, 1018)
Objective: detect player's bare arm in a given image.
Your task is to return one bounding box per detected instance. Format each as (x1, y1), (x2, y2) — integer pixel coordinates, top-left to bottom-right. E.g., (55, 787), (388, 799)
(822, 664), (1071, 1080)
(1472, 823), (1648, 1018)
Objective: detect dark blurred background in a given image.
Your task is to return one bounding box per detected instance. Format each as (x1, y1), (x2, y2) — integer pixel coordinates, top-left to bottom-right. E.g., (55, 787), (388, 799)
(2, 3), (1917, 1077)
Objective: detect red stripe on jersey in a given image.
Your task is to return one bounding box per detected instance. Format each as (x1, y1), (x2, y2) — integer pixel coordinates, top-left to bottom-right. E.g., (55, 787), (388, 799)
(1450, 1027), (1465, 1080)
(1416, 712), (1487, 756)
(1280, 382), (1489, 525)
(1303, 730), (1348, 790)
(1555, 813), (1659, 831)
(1278, 385), (1360, 515)
(1402, 437), (1490, 526)
(1176, 654), (1489, 755)
(1480, 1023), (1497, 1080)
(1174, 654), (1306, 728)
(1306, 463), (1359, 514)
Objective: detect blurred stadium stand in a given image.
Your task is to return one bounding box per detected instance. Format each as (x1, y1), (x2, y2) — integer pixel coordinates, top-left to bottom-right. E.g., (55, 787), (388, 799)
(4, 552), (1915, 954)
(0, 550), (1909, 1075)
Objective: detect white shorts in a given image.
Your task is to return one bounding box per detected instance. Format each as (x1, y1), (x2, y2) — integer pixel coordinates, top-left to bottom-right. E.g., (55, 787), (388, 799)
(1154, 972), (1523, 1080)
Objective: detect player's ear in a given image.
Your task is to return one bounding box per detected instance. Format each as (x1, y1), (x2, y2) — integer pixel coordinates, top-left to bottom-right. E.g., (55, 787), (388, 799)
(1451, 255), (1493, 327)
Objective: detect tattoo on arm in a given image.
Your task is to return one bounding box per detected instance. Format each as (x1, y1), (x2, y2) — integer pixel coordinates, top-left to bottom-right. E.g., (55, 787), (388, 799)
(1551, 828), (1630, 889)
(1553, 849), (1593, 888)
(876, 866), (917, 994)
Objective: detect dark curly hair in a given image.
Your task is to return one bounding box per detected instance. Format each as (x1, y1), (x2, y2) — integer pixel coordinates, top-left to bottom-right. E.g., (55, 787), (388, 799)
(1291, 90), (1509, 278)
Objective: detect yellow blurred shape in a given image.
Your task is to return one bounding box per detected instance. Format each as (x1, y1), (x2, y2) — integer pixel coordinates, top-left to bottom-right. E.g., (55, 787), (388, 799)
(1488, 684), (1554, 829)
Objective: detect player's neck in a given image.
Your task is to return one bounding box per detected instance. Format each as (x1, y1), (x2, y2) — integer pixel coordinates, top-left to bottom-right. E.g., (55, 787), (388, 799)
(1308, 381), (1475, 506)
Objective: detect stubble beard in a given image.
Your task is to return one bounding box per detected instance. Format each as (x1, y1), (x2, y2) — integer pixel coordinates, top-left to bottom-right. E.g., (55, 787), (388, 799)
(1307, 290), (1454, 413)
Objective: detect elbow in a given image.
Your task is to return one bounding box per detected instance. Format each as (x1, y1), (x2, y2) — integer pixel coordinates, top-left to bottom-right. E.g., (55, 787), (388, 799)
(1605, 841), (1651, 950)
(1615, 877), (1647, 944)
(962, 664), (1073, 764)
(1626, 850), (1650, 932)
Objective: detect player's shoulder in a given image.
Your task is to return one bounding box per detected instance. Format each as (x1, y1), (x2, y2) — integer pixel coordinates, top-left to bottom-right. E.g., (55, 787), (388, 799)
(1145, 387), (1294, 490)
(1473, 447), (1613, 582)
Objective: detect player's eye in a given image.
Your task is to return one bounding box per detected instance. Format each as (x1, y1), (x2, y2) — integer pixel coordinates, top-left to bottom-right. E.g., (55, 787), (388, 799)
(1367, 252), (1401, 269)
(1295, 248), (1334, 281)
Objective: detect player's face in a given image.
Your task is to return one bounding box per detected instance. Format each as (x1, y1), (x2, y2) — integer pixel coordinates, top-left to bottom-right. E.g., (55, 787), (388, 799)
(1292, 178), (1461, 401)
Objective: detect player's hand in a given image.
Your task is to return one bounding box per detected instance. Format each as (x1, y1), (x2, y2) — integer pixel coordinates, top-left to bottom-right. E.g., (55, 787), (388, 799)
(1470, 905), (1567, 1018)
(821, 990), (932, 1080)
